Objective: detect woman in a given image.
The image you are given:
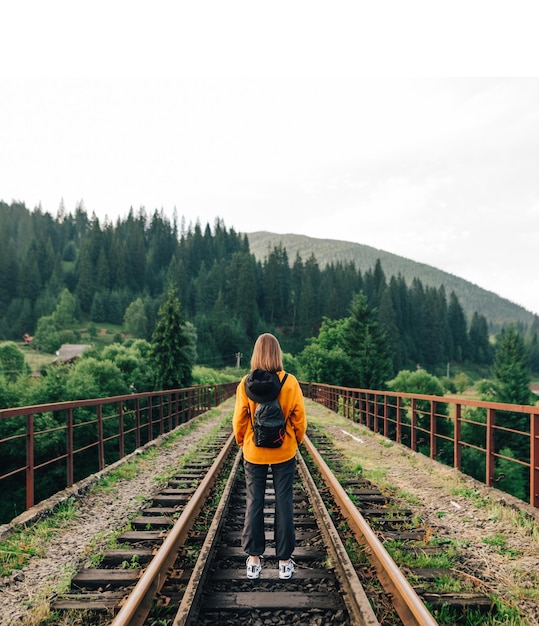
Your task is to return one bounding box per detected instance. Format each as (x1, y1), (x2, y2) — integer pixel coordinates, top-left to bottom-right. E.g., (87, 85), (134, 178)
(233, 333), (307, 580)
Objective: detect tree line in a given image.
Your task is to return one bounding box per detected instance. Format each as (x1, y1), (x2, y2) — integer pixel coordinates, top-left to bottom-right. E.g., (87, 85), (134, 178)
(3, 200), (538, 376)
(0, 286), (535, 518)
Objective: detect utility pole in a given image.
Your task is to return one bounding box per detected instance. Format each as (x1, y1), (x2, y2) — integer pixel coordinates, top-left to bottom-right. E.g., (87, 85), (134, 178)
(235, 352), (243, 368)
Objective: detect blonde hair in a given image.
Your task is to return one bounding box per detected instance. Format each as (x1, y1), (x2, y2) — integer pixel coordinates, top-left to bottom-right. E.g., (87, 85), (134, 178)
(250, 333), (283, 372)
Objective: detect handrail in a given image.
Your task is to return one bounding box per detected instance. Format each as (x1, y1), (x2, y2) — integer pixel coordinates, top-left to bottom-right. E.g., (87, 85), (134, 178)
(0, 383), (237, 523)
(2, 380), (537, 524)
(301, 382), (539, 509)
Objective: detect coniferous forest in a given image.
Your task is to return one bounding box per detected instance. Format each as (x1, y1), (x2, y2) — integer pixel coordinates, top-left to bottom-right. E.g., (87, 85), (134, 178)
(1, 200), (539, 378)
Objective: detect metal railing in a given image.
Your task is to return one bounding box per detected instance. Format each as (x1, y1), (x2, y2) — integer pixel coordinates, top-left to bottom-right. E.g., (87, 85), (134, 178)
(301, 382), (539, 509)
(2, 379), (537, 523)
(0, 383), (237, 522)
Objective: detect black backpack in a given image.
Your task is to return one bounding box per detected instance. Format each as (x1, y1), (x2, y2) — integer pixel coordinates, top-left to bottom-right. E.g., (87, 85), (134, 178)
(244, 370), (289, 448)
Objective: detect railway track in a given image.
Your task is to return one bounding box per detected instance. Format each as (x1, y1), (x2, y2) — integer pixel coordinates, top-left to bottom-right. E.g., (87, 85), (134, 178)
(307, 427), (495, 621)
(50, 423), (490, 625)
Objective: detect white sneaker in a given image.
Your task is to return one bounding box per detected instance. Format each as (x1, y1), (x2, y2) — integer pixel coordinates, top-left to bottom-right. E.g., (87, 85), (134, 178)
(246, 556), (262, 579)
(278, 558), (295, 580)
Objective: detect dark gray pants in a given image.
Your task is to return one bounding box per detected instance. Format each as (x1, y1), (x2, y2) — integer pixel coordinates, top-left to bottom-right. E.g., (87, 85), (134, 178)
(242, 456), (296, 560)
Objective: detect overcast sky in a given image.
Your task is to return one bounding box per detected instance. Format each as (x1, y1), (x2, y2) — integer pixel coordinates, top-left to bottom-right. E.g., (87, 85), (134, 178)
(2, 2), (538, 315)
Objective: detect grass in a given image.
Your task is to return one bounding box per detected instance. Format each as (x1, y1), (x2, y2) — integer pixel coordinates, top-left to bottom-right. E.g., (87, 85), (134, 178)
(18, 321), (124, 372)
(482, 534), (522, 559)
(385, 538), (459, 570)
(449, 487), (539, 540)
(0, 498), (79, 577)
(19, 344), (56, 372)
(428, 599), (526, 626)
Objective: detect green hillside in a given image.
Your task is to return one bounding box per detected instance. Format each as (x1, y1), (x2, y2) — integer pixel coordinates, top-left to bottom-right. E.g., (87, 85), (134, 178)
(246, 231), (536, 329)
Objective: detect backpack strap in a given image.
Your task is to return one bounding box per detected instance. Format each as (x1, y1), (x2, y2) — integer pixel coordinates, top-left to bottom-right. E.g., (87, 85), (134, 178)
(278, 372), (290, 429)
(246, 372), (289, 430)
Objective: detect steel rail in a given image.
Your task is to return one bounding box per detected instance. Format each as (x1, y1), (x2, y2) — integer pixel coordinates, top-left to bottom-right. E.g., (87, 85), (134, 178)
(302, 434), (438, 626)
(172, 448), (243, 626)
(110, 432), (236, 626)
(297, 451), (380, 625)
(174, 447), (379, 624)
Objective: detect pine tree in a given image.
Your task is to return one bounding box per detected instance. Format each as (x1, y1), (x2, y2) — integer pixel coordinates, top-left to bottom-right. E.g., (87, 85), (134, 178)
(447, 291), (468, 362)
(96, 246), (110, 291)
(124, 298), (148, 339)
(340, 292), (391, 390)
(289, 253), (304, 334)
(150, 290), (194, 390)
(76, 240), (96, 313)
(0, 239), (18, 310)
(261, 245), (290, 324)
(468, 312), (493, 365)
(493, 325), (531, 405)
(53, 288), (78, 328)
(229, 252), (258, 337)
(378, 287), (401, 375)
(299, 255), (321, 338)
(525, 316), (539, 374)
(491, 325), (532, 466)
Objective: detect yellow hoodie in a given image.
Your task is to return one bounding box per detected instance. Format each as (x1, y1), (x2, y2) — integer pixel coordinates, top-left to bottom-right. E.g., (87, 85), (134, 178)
(233, 370), (307, 464)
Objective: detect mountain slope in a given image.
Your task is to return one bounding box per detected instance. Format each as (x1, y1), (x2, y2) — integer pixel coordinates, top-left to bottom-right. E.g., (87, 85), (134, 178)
(245, 231), (535, 329)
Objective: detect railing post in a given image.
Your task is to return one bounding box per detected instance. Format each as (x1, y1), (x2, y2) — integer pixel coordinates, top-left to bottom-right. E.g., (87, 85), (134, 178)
(454, 403), (462, 471)
(97, 405), (105, 471)
(486, 407), (496, 487)
(174, 392), (180, 428)
(383, 395), (388, 438)
(531, 412), (539, 508)
(365, 393), (370, 430)
(430, 401), (436, 460)
(135, 398), (141, 449)
(26, 413), (35, 510)
(159, 395), (164, 435)
(411, 398), (417, 451)
(119, 402), (125, 459)
(396, 396), (402, 444)
(67, 408), (74, 487)
(167, 393), (173, 432)
(148, 396), (153, 441)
